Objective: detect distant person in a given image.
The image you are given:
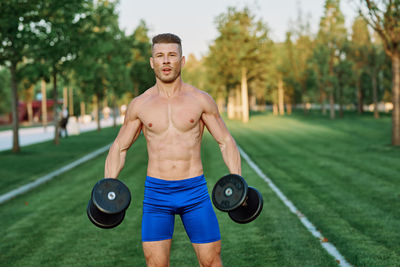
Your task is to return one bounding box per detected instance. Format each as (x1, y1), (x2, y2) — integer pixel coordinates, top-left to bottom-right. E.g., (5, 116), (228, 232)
(104, 33), (241, 266)
(59, 107), (69, 138)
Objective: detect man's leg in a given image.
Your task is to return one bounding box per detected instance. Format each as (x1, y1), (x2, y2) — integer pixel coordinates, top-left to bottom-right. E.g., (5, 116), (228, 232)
(142, 240), (172, 267)
(192, 241), (222, 267)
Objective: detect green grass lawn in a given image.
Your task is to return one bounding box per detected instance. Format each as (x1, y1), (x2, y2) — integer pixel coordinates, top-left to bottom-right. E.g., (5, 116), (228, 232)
(0, 126), (119, 195)
(0, 111), (398, 266)
(227, 111), (400, 266)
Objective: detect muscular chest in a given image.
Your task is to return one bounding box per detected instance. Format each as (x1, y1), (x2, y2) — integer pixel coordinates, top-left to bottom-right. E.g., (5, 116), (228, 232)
(139, 96), (203, 133)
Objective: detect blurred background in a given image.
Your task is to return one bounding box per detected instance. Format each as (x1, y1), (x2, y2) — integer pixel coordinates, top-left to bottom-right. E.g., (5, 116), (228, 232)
(1, 1), (400, 266)
(0, 0), (399, 149)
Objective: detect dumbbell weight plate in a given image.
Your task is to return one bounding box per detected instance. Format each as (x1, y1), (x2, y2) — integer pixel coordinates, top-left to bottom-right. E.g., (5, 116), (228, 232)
(92, 178), (131, 214)
(228, 187), (263, 224)
(87, 198), (126, 229)
(212, 174), (248, 212)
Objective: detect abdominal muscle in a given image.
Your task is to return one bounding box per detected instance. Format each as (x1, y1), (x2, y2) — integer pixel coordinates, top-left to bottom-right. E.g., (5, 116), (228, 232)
(144, 126), (204, 180)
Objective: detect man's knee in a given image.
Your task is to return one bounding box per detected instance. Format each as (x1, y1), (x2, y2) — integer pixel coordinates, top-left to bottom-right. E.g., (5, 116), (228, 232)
(143, 240), (171, 267)
(195, 243), (222, 267)
(198, 252), (222, 267)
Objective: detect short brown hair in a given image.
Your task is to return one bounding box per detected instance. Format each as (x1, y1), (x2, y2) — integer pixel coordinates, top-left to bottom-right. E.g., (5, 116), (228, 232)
(152, 33), (182, 56)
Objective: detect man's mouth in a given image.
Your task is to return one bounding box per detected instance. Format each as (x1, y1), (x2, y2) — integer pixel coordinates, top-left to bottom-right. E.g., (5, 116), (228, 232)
(162, 67), (172, 74)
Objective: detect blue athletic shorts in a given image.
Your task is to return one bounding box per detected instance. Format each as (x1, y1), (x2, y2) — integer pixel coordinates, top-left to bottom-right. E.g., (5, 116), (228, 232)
(141, 174), (221, 244)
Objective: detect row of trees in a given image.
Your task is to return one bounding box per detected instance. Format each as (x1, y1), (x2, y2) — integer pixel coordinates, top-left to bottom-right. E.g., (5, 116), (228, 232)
(1, 0), (399, 153)
(183, 0), (400, 145)
(0, 0), (154, 152)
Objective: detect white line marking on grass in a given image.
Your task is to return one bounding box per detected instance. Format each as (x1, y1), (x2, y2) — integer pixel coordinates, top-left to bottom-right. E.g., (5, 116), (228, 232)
(238, 146), (352, 267)
(0, 144), (112, 205)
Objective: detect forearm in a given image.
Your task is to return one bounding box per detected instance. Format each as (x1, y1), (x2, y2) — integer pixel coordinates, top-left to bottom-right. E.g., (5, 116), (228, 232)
(104, 141), (127, 178)
(219, 136), (241, 175)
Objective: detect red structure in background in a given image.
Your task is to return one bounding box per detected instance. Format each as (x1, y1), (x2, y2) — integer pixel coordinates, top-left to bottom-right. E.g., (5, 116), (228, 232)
(0, 100), (62, 125)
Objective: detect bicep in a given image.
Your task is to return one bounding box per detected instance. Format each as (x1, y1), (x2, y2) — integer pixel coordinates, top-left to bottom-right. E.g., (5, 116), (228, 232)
(114, 101), (142, 150)
(115, 118), (142, 151)
(201, 96), (231, 144)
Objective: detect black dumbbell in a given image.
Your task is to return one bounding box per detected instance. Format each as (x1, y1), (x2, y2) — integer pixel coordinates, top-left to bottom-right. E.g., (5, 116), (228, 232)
(87, 178), (131, 229)
(212, 174), (263, 224)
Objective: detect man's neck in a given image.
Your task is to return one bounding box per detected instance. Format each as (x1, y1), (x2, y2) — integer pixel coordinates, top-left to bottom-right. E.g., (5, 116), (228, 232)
(156, 78), (183, 98)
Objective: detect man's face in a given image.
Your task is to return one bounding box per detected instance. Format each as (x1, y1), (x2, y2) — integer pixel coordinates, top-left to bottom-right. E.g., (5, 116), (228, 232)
(150, 43), (185, 83)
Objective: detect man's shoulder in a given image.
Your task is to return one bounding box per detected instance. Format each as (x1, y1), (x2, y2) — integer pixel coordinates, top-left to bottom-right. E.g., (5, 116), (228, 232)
(126, 87), (156, 115)
(183, 83), (217, 112)
(130, 87), (155, 104)
(183, 83), (213, 101)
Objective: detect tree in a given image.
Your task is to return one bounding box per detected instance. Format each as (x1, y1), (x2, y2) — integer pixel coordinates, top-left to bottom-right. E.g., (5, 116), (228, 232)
(129, 20), (154, 97)
(367, 36), (386, 118)
(357, 0), (400, 145)
(334, 45), (355, 117)
(0, 0), (42, 152)
(74, 0), (128, 131)
(349, 16), (372, 114)
(182, 54), (206, 91)
(0, 68), (11, 115)
(317, 0), (348, 119)
(107, 29), (132, 127)
(206, 7), (272, 122)
(288, 3), (316, 114)
(34, 0), (91, 144)
(310, 43), (331, 115)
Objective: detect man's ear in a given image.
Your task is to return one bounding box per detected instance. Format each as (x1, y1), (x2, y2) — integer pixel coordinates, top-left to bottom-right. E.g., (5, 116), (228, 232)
(181, 56), (186, 68)
(150, 57), (154, 69)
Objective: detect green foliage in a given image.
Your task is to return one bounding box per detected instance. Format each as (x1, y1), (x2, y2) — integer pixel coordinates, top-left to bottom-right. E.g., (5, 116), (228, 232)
(182, 54), (206, 90)
(0, 0), (42, 66)
(317, 0), (348, 93)
(129, 20), (155, 96)
(205, 6), (272, 100)
(0, 68), (11, 113)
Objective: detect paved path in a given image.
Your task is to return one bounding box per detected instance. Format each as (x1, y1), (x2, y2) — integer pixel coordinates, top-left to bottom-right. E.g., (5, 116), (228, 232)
(0, 117), (122, 152)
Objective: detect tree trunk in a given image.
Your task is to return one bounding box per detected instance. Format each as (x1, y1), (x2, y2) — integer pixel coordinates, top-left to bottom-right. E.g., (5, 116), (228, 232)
(27, 101), (33, 124)
(273, 103), (278, 115)
(278, 77), (285, 115)
(329, 54), (335, 119)
(93, 94), (101, 131)
(329, 90), (335, 119)
(227, 90), (235, 119)
(80, 101), (85, 118)
(134, 83), (139, 97)
(63, 87), (68, 109)
(112, 93), (117, 128)
(302, 85), (308, 115)
(287, 102), (292, 115)
(241, 67), (249, 123)
(235, 87), (241, 119)
(357, 78), (364, 114)
(53, 68), (60, 145)
(10, 62), (20, 153)
(41, 79), (48, 129)
(372, 70), (379, 119)
(320, 89), (327, 115)
(339, 85), (344, 118)
(216, 93), (225, 114)
(391, 51), (400, 146)
(69, 87), (74, 116)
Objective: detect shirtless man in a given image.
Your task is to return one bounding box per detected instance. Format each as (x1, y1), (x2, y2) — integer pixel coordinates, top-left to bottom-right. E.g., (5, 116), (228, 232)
(104, 33), (241, 267)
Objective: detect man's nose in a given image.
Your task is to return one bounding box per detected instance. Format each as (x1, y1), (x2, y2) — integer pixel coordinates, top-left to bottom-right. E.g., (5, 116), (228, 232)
(163, 55), (170, 64)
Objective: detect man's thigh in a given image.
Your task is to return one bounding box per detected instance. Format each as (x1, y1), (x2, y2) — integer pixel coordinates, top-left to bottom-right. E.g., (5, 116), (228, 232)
(142, 240), (172, 267)
(192, 241), (222, 267)
(181, 198), (221, 244)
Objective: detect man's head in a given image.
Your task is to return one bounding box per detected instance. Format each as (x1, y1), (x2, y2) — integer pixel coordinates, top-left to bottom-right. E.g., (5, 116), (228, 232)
(150, 33), (185, 83)
(152, 33), (182, 57)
